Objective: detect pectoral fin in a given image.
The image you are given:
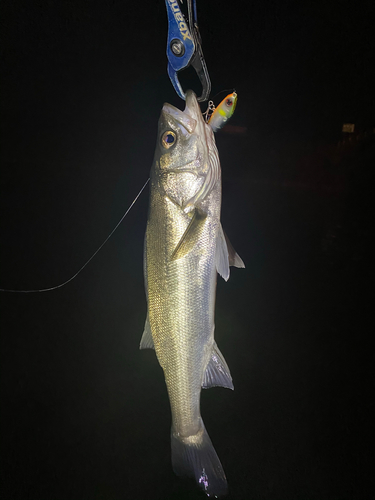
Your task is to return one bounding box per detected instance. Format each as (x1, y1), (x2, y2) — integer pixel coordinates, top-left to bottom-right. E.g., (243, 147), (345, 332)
(139, 313), (154, 350)
(171, 209), (207, 261)
(202, 341), (234, 390)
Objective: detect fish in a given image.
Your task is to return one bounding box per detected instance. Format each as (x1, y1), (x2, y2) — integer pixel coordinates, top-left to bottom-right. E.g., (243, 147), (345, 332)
(208, 92), (238, 132)
(141, 90), (244, 497)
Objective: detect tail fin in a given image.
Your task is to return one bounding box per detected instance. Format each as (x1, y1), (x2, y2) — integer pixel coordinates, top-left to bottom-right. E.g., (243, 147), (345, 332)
(171, 419), (228, 497)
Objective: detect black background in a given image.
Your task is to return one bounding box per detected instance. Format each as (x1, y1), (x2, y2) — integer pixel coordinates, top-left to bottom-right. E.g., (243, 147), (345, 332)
(1, 1), (374, 499)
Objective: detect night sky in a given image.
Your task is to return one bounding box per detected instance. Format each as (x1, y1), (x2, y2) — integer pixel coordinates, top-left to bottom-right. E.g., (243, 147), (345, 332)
(1, 1), (374, 499)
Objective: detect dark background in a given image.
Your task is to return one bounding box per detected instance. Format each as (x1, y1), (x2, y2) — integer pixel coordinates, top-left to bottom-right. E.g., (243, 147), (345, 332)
(1, 1), (374, 499)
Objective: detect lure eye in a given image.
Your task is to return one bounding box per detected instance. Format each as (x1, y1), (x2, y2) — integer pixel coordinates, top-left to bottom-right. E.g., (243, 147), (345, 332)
(226, 99), (233, 107)
(162, 131), (176, 149)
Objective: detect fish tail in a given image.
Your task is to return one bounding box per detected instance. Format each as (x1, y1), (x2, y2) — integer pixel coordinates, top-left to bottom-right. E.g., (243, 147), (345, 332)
(171, 418), (228, 497)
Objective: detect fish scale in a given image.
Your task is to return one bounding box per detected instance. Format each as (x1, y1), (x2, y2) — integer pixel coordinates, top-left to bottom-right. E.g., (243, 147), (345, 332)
(147, 181), (219, 432)
(141, 90), (244, 497)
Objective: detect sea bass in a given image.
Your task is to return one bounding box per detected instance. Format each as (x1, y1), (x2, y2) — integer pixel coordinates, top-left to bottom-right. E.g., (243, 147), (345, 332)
(141, 90), (244, 497)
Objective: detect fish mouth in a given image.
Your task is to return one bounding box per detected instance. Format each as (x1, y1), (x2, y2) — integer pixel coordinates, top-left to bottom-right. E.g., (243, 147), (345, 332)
(162, 91), (206, 135)
(162, 103), (197, 134)
(183, 90), (205, 124)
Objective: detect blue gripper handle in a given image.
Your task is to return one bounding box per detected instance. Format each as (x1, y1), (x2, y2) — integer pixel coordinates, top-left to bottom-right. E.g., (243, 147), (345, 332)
(165, 0), (196, 100)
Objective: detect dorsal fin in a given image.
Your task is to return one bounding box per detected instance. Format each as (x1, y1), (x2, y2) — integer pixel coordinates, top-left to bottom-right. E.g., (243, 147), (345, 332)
(139, 314), (154, 350)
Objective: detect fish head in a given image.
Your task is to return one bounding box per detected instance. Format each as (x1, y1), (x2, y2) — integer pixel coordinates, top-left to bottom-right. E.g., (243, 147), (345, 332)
(153, 90), (219, 212)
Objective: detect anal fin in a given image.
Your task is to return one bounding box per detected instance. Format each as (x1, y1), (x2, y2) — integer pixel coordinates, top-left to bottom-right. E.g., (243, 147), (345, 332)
(202, 342), (234, 390)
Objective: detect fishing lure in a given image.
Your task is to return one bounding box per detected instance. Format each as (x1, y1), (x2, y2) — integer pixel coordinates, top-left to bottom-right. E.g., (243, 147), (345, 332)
(207, 92), (237, 132)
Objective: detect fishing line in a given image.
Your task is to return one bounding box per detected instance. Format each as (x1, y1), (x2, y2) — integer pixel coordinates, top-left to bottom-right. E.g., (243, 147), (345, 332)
(211, 88), (236, 101)
(0, 178), (150, 293)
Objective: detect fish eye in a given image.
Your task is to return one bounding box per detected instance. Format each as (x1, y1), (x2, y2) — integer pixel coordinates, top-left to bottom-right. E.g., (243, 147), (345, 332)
(226, 98), (233, 107)
(161, 131), (176, 149)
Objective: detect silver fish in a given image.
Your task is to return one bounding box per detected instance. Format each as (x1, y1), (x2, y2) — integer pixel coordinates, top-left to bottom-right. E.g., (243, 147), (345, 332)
(141, 90), (244, 497)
